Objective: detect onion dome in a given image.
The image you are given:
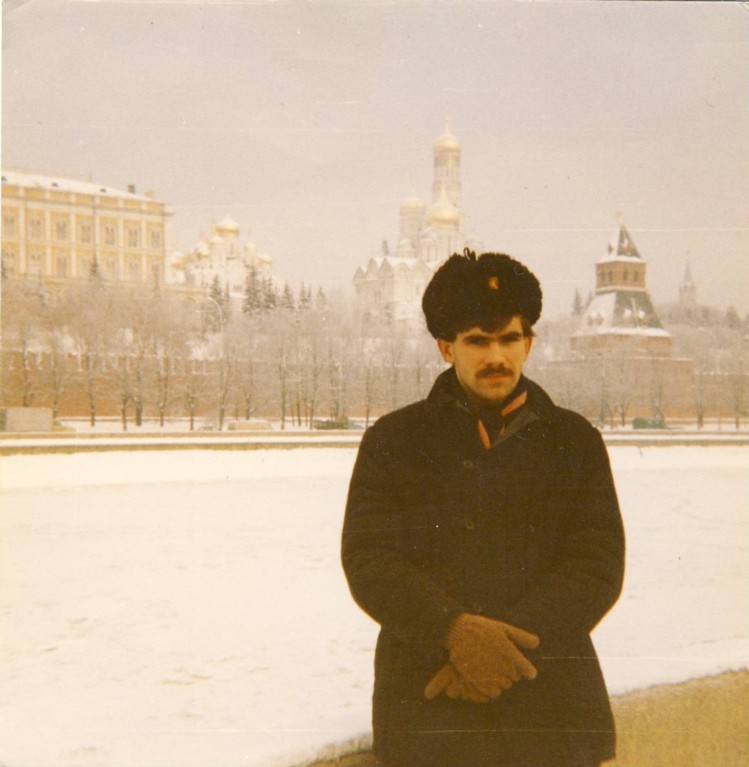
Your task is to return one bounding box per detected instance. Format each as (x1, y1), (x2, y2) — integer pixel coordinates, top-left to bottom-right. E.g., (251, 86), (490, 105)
(216, 215), (240, 233)
(400, 194), (425, 211)
(426, 186), (460, 228)
(434, 122), (461, 153)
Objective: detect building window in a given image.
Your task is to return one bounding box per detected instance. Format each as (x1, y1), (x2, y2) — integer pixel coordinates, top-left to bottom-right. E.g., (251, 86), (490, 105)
(80, 221), (93, 244)
(56, 255), (69, 277)
(633, 270), (639, 282)
(127, 258), (140, 281)
(127, 226), (140, 249)
(55, 220), (69, 241)
(104, 224), (117, 246)
(1, 249), (16, 274)
(105, 257), (118, 278)
(29, 252), (44, 274)
(150, 229), (162, 249)
(623, 269), (628, 282)
(2, 212), (17, 237)
(28, 216), (44, 240)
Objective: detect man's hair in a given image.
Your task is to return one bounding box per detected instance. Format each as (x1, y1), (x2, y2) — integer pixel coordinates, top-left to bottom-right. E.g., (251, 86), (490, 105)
(422, 250), (543, 340)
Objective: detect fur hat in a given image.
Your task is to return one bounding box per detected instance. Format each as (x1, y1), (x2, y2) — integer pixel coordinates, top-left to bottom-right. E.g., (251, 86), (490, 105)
(422, 250), (543, 340)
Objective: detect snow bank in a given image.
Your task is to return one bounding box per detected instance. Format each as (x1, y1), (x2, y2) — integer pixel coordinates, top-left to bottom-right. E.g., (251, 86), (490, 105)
(0, 445), (747, 767)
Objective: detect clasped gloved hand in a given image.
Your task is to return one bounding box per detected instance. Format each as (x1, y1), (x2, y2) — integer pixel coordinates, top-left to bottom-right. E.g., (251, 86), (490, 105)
(425, 613), (540, 702)
(424, 661), (494, 703)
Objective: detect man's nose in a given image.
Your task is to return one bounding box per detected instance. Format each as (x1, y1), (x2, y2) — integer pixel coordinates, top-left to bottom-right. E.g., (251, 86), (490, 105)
(485, 342), (507, 364)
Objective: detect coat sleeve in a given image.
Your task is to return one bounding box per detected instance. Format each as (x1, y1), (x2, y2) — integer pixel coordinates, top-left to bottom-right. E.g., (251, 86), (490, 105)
(342, 423), (466, 668)
(504, 424), (625, 642)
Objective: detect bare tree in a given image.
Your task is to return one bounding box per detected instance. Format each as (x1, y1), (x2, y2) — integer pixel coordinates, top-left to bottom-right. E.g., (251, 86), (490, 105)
(214, 339), (233, 430)
(298, 315), (324, 427)
(648, 355), (671, 424)
(111, 354), (134, 431)
(607, 350), (636, 428)
(1, 279), (45, 407)
(67, 281), (115, 426)
(39, 296), (75, 421)
(152, 297), (187, 427)
(181, 357), (210, 431)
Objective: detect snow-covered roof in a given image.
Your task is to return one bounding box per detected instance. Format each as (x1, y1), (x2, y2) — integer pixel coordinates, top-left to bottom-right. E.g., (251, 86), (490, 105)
(1, 169), (157, 202)
(365, 255), (437, 274)
(573, 325), (672, 339)
(573, 290), (671, 338)
(600, 221), (643, 262)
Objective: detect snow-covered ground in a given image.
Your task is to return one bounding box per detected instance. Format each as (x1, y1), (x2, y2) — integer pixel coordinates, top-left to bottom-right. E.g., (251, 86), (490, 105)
(0, 445), (747, 767)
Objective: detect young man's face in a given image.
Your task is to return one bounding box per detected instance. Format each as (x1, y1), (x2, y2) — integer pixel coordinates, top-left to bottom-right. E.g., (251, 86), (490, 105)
(437, 316), (534, 408)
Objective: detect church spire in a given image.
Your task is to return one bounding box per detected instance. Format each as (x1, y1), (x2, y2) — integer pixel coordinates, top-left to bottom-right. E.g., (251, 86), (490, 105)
(679, 257), (697, 308)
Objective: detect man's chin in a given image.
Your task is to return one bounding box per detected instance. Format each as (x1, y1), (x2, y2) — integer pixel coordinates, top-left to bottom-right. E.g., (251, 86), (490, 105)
(475, 384), (513, 404)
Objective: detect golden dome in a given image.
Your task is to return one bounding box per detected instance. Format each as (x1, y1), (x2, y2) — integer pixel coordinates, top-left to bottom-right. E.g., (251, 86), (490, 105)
(216, 215), (240, 232)
(400, 194), (425, 211)
(434, 123), (461, 153)
(427, 203), (460, 227)
(427, 186), (460, 227)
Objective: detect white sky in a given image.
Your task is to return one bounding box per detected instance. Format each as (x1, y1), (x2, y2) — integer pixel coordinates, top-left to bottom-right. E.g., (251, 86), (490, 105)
(2, 0), (748, 317)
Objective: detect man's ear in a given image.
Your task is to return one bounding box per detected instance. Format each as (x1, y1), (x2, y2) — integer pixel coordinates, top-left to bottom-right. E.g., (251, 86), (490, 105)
(524, 335), (534, 360)
(437, 338), (454, 364)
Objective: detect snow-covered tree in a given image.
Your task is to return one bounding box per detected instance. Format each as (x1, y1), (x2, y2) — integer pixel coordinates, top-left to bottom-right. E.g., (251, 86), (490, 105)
(242, 264), (263, 315)
(572, 288), (584, 316)
(280, 283), (295, 312)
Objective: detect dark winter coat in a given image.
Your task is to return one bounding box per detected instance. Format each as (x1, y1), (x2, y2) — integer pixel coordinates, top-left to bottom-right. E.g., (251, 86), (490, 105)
(342, 369), (625, 767)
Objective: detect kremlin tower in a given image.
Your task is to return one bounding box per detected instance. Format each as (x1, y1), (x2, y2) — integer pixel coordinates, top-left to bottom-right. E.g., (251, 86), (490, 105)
(572, 218), (672, 356)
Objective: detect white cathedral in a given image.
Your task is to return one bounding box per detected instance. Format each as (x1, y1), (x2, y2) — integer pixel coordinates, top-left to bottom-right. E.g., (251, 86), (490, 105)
(353, 123), (483, 324)
(167, 215), (283, 300)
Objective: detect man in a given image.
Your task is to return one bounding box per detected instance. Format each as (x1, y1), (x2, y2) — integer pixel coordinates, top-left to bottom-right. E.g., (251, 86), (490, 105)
(342, 251), (625, 767)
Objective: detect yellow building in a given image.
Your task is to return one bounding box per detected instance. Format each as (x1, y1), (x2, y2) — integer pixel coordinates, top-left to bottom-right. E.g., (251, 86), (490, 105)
(1, 170), (173, 289)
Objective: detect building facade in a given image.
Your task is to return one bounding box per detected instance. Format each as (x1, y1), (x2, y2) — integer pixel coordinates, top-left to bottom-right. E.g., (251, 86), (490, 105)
(1, 170), (172, 290)
(353, 123), (483, 324)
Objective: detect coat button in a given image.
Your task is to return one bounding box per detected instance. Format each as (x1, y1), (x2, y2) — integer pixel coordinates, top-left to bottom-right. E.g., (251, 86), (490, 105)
(463, 518), (476, 531)
(462, 459), (475, 470)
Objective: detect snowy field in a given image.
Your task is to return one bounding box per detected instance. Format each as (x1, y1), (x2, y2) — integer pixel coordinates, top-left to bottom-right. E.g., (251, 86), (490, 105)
(1, 445), (747, 767)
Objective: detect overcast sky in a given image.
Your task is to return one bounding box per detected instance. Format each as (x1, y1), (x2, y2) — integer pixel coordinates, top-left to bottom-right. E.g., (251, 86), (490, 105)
(3, 0), (748, 317)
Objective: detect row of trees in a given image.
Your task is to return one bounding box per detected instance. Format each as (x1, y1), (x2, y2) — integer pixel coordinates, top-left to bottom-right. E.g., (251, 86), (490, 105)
(2, 277), (747, 430)
(1, 278), (441, 430)
(206, 265), (330, 329)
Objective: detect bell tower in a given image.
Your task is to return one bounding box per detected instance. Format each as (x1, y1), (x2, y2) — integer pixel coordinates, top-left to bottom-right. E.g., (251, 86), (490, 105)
(432, 120), (462, 209)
